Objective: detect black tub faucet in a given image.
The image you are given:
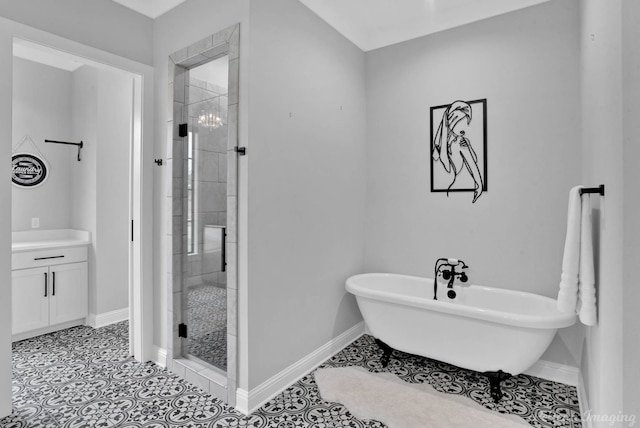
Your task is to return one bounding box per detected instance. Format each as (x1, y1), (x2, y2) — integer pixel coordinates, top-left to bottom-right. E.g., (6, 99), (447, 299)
(433, 258), (469, 300)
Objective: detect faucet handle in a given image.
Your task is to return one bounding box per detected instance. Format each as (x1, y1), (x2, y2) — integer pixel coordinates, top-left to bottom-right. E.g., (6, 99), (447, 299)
(460, 272), (468, 283)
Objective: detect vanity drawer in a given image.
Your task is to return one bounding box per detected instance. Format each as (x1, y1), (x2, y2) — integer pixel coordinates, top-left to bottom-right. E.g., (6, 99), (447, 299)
(12, 246), (88, 270)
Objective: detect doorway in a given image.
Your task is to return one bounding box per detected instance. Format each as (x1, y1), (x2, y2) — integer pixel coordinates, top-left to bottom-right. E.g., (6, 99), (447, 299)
(10, 37), (148, 359)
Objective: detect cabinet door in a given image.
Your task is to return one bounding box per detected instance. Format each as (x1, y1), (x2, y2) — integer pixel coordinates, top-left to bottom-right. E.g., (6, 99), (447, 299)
(12, 267), (50, 335)
(49, 262), (88, 326)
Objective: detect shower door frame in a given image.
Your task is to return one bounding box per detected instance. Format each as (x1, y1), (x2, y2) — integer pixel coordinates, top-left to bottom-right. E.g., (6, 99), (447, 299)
(166, 23), (240, 406)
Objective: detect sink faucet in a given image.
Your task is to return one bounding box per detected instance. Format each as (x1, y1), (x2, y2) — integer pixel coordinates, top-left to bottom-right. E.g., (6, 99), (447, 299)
(433, 258), (469, 300)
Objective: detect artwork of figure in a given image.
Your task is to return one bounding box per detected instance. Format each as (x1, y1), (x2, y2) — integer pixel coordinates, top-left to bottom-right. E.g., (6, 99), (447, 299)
(430, 99), (487, 203)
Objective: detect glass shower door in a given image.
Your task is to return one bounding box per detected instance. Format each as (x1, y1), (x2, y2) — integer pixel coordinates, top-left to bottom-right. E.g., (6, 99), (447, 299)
(182, 55), (229, 372)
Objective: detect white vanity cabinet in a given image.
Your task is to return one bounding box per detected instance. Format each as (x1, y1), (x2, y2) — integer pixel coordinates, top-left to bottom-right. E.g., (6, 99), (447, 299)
(12, 266), (50, 334)
(47, 262), (88, 326)
(11, 230), (90, 341)
(12, 262), (88, 336)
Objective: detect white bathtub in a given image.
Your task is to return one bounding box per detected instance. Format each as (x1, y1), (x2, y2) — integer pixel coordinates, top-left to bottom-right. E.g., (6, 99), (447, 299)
(346, 273), (575, 376)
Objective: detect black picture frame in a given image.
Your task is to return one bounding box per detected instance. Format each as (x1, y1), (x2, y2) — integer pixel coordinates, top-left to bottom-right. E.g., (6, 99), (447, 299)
(430, 98), (487, 203)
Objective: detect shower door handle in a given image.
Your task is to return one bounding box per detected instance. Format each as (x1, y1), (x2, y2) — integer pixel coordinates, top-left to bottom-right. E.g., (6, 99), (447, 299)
(221, 227), (227, 273)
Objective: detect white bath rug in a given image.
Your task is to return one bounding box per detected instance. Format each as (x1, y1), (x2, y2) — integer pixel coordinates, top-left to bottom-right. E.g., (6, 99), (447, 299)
(314, 366), (529, 428)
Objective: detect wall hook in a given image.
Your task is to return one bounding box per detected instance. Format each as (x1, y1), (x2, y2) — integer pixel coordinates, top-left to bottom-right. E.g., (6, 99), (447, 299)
(154, 159), (164, 166)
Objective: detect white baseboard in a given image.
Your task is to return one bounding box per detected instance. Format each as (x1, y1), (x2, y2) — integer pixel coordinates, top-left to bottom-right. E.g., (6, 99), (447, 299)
(235, 389), (249, 414)
(524, 359), (579, 386)
(86, 308), (129, 329)
(152, 346), (167, 368)
(577, 372), (591, 428)
(235, 321), (365, 416)
(232, 327), (580, 417)
(12, 319), (84, 342)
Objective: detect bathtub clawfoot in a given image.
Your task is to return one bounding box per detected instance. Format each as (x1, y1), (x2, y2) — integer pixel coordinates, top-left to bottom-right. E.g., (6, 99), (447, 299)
(347, 273), (576, 401)
(374, 338), (393, 368)
(484, 370), (512, 402)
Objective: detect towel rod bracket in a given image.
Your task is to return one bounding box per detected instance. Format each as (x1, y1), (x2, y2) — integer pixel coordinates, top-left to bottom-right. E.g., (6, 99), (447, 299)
(580, 184), (605, 196)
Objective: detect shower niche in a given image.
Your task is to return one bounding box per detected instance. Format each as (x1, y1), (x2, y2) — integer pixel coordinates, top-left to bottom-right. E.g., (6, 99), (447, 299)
(167, 24), (239, 406)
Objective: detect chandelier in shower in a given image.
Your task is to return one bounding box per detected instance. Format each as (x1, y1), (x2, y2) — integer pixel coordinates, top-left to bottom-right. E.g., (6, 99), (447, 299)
(197, 110), (224, 129)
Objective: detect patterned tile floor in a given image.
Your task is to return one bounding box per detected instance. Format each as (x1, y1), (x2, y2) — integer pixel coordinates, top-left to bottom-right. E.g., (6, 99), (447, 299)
(187, 284), (227, 371)
(1, 322), (582, 427)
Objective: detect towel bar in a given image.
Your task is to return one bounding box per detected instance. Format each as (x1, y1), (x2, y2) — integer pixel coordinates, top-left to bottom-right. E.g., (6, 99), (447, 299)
(45, 139), (84, 161)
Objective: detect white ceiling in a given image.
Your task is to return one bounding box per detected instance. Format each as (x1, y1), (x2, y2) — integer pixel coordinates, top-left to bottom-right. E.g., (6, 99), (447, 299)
(109, 0), (553, 50)
(298, 0), (552, 51)
(15, 1), (554, 71)
(111, 0), (185, 19)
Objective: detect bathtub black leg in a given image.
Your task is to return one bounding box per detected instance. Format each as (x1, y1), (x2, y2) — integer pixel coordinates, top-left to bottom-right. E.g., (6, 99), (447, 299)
(484, 370), (511, 403)
(374, 339), (393, 368)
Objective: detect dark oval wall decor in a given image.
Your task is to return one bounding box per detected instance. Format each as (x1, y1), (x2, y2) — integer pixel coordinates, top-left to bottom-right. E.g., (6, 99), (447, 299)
(12, 153), (48, 188)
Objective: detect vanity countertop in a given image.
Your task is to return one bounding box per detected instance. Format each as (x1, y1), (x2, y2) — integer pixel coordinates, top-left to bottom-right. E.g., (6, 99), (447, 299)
(12, 229), (91, 252)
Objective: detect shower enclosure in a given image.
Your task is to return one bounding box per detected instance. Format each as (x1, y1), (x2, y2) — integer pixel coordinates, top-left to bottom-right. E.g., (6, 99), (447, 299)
(167, 24), (240, 405)
(183, 56), (229, 370)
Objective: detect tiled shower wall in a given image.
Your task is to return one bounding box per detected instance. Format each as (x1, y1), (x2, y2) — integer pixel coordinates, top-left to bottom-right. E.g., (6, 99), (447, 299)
(166, 24), (240, 406)
(186, 76), (228, 288)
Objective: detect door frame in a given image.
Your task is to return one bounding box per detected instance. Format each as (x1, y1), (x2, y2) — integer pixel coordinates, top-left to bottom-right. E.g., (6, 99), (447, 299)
(166, 23), (240, 407)
(7, 24), (154, 361)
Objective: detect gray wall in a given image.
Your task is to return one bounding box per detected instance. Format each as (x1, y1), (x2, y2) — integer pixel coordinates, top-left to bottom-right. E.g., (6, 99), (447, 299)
(247, 0), (367, 389)
(622, 0), (640, 419)
(95, 68), (132, 314)
(70, 65), (132, 317)
(70, 65), (98, 316)
(12, 58), (73, 231)
(0, 0), (153, 65)
(364, 0), (582, 366)
(580, 0), (625, 419)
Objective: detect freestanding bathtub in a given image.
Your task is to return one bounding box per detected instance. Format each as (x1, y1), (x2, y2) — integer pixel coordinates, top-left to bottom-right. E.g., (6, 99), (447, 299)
(346, 273), (576, 400)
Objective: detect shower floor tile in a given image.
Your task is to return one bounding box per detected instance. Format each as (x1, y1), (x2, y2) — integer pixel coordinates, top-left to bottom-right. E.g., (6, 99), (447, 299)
(2, 322), (581, 427)
(186, 283), (227, 370)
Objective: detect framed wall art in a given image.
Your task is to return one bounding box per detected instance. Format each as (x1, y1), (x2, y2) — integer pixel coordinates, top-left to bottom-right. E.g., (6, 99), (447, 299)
(430, 99), (487, 203)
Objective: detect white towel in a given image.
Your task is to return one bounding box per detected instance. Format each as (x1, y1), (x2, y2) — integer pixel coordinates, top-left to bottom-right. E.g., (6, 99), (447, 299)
(557, 187), (582, 312)
(578, 195), (597, 325)
(557, 186), (597, 325)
